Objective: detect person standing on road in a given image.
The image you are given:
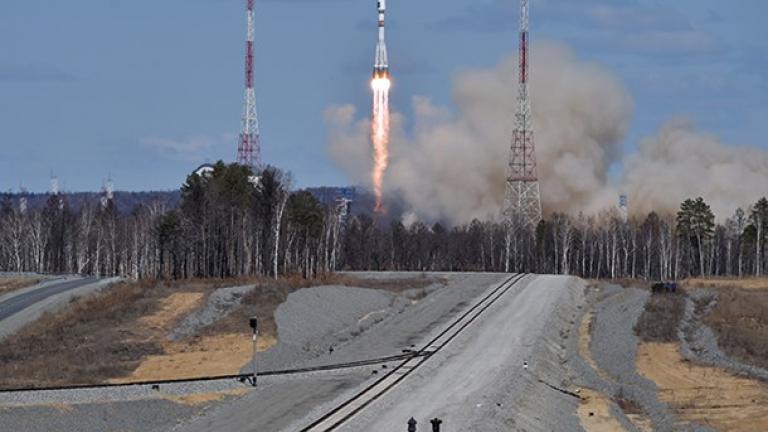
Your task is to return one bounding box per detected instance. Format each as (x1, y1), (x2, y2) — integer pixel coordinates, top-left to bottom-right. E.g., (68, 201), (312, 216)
(523, 360), (528, 371)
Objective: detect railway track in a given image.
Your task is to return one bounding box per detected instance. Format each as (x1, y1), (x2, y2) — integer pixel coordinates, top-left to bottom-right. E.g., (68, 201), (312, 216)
(299, 273), (530, 432)
(0, 352), (427, 394)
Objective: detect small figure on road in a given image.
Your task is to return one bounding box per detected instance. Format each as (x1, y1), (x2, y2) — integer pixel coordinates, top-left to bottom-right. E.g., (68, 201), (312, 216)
(329, 345), (334, 355)
(407, 417), (417, 432)
(523, 360), (528, 371)
(430, 417), (443, 432)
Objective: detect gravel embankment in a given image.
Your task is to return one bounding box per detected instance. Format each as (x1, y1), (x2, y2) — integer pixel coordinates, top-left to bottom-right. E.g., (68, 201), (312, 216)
(170, 285), (256, 341)
(253, 275), (485, 373)
(590, 285), (676, 430)
(504, 276), (592, 431)
(253, 285), (405, 372)
(0, 399), (197, 432)
(0, 377), (244, 406)
(564, 284), (638, 431)
(679, 290), (768, 381)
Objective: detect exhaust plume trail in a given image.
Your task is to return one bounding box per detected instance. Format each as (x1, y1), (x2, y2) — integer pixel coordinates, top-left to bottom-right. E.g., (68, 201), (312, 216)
(371, 0), (390, 214)
(371, 77), (390, 213)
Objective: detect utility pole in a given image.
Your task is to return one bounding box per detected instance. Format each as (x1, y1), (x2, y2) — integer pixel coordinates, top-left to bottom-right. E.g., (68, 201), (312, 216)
(249, 316), (258, 386)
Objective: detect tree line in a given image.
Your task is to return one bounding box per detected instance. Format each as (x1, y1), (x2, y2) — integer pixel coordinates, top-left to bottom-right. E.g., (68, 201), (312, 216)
(2, 162), (768, 280)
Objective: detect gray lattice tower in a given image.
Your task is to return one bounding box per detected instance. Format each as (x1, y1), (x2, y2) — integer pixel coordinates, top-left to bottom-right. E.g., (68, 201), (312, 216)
(503, 0), (542, 228)
(237, 0), (262, 169)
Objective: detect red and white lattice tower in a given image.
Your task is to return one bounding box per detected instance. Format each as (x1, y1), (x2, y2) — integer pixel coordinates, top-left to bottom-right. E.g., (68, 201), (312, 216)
(503, 0), (542, 228)
(237, 0), (262, 169)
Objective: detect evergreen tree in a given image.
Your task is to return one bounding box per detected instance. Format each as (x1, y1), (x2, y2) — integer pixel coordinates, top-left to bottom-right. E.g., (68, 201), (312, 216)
(676, 197), (715, 276)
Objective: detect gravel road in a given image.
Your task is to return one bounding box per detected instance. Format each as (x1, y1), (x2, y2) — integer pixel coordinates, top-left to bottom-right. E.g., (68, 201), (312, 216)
(311, 275), (581, 432)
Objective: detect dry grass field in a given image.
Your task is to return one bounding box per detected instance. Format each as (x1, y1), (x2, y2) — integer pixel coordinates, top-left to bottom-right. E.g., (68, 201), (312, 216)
(577, 388), (628, 432)
(631, 278), (768, 429)
(684, 278), (768, 370)
(684, 277), (768, 291)
(0, 276), (42, 296)
(638, 342), (768, 432)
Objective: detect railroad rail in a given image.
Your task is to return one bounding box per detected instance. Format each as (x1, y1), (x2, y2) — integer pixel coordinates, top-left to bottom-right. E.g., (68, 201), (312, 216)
(0, 352), (427, 394)
(299, 273), (530, 431)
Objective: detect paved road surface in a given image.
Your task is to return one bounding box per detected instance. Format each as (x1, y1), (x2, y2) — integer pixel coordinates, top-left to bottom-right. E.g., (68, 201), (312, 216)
(0, 276), (118, 339)
(0, 278), (95, 321)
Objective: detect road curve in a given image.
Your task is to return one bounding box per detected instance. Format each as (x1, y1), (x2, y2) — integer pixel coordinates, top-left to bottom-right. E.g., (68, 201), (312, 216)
(0, 278), (96, 321)
(0, 276), (118, 339)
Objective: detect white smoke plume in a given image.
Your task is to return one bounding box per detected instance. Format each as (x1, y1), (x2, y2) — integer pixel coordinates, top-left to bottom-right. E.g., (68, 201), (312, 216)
(624, 118), (768, 219)
(326, 42), (768, 224)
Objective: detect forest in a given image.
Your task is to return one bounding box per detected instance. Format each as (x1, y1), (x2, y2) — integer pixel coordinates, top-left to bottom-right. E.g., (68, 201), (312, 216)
(2, 162), (768, 281)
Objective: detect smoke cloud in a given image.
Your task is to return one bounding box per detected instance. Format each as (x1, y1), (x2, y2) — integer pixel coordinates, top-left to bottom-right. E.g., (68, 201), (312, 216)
(624, 118), (768, 219)
(327, 42), (768, 224)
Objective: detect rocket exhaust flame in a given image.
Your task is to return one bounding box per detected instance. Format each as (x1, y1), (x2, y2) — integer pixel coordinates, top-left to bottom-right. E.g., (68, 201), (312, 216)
(371, 0), (390, 214)
(371, 76), (391, 213)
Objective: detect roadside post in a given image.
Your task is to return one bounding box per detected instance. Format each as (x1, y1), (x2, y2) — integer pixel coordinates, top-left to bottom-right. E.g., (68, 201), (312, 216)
(249, 316), (258, 386)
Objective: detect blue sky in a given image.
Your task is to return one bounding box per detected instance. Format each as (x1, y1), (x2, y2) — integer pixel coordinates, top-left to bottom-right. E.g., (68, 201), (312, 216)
(0, 0), (765, 192)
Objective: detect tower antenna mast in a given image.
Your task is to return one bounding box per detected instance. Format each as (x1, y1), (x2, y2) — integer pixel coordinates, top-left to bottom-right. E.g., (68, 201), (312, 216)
(237, 0), (262, 169)
(503, 0), (542, 228)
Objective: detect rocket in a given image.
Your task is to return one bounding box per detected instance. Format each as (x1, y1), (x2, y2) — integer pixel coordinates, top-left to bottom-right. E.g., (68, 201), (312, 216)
(373, 0), (389, 79)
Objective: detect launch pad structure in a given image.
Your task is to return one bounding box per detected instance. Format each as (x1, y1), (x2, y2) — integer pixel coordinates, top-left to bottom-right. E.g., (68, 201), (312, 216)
(503, 0), (543, 229)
